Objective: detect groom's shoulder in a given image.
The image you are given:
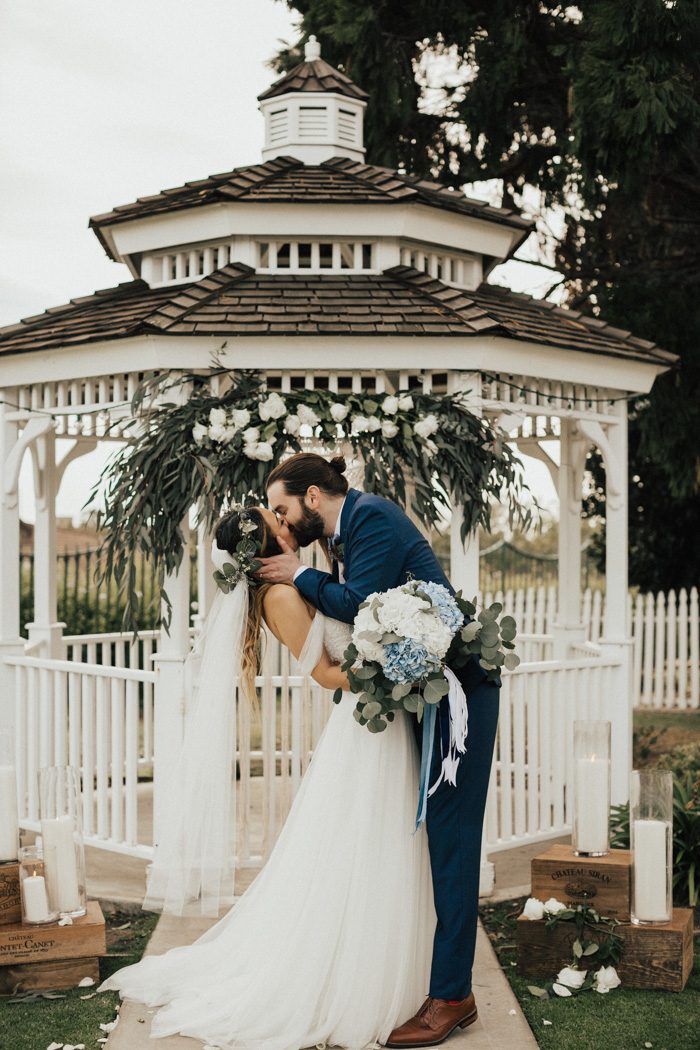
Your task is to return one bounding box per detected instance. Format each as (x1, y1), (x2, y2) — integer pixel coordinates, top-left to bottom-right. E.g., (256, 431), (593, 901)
(349, 491), (409, 527)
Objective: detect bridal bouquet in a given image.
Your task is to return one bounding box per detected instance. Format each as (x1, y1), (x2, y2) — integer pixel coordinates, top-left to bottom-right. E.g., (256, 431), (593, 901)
(334, 580), (519, 734)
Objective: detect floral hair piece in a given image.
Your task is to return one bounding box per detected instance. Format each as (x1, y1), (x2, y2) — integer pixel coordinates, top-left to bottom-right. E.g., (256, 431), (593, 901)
(211, 506), (263, 593)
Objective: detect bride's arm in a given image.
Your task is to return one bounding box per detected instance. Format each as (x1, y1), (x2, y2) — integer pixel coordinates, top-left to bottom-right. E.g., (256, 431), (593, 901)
(262, 585), (349, 692)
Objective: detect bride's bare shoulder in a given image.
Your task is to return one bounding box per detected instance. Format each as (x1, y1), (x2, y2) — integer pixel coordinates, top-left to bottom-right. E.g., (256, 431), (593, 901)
(262, 584), (315, 619)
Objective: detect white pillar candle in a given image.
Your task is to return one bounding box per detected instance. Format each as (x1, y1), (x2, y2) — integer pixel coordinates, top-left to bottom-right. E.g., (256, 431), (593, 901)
(575, 757), (610, 853)
(21, 871), (50, 923)
(633, 818), (670, 921)
(0, 765), (19, 861)
(40, 815), (80, 912)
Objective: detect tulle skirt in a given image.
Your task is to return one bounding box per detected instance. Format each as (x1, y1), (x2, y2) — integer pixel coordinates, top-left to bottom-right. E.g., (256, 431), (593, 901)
(98, 693), (436, 1050)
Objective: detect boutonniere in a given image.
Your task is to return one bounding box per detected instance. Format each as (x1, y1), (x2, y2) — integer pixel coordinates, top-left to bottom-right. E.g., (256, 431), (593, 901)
(329, 540), (345, 563)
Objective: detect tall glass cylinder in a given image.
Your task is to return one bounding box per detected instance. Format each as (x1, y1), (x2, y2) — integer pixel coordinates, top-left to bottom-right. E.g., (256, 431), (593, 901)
(631, 769), (673, 925)
(38, 766), (87, 918)
(573, 720), (611, 856)
(0, 730), (19, 862)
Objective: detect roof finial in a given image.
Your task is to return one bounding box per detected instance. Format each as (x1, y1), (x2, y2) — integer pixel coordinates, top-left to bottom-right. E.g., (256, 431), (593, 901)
(304, 35), (321, 61)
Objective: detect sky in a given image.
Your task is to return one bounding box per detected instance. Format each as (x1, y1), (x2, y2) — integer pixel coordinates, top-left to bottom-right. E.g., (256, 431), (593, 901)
(1, 1), (558, 524)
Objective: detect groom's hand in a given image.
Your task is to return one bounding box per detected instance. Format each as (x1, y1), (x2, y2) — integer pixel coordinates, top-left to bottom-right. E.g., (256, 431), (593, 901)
(256, 536), (302, 584)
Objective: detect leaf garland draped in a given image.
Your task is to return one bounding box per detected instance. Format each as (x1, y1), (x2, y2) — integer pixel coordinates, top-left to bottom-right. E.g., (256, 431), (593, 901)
(88, 367), (532, 633)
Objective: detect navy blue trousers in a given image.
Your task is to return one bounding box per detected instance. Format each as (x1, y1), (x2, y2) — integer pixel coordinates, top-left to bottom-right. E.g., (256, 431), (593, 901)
(412, 659), (500, 1000)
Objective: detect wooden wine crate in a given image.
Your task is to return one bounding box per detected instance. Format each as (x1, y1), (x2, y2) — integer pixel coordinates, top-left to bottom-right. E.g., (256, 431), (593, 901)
(0, 900), (106, 966)
(516, 908), (694, 992)
(0, 955), (100, 993)
(530, 844), (631, 921)
(0, 862), (21, 926)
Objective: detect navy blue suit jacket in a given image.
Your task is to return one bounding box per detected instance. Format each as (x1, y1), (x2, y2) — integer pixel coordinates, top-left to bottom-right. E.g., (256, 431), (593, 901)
(294, 488), (453, 623)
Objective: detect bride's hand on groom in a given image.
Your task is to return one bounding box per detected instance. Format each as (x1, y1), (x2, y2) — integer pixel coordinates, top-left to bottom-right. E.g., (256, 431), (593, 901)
(256, 537), (302, 584)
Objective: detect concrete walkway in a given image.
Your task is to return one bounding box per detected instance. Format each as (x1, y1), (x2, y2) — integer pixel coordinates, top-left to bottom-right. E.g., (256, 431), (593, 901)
(96, 781), (549, 1050)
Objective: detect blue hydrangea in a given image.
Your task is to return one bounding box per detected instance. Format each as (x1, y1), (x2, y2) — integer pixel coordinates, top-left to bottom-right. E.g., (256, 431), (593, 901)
(383, 638), (440, 684)
(418, 582), (464, 633)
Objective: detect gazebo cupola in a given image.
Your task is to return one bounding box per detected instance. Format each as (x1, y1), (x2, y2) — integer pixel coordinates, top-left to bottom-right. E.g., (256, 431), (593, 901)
(258, 36), (367, 164)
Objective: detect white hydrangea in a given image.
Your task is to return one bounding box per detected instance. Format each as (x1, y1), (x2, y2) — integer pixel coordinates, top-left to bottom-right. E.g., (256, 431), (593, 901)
(229, 408), (251, 430)
(397, 394), (414, 411)
(297, 404), (320, 427)
(209, 406), (227, 427)
(242, 426), (260, 445)
(366, 416), (382, 432)
(381, 419), (399, 439)
(285, 414), (301, 435)
(414, 414), (440, 439)
(330, 403), (349, 422)
(259, 392), (286, 421)
(382, 395), (399, 415)
(192, 422), (208, 444)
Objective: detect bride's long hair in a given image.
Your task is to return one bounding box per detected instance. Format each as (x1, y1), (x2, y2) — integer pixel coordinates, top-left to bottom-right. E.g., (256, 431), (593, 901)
(214, 508), (279, 703)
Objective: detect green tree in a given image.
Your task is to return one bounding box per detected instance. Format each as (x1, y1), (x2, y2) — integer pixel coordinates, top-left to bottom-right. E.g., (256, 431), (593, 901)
(275, 0), (700, 589)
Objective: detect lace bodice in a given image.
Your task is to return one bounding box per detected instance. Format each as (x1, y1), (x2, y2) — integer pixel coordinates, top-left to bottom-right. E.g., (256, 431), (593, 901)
(323, 617), (353, 663)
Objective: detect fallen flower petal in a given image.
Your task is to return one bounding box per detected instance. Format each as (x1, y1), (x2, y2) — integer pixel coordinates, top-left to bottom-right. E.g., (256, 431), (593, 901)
(78, 976), (95, 987)
(543, 1020), (553, 1026)
(46, 1043), (63, 1050)
(508, 1009), (517, 1015)
(79, 993), (96, 1000)
(552, 983), (572, 997)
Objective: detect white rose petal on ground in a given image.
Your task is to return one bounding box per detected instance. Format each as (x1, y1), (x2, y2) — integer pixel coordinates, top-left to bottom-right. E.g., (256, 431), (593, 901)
(552, 983), (572, 997)
(542, 1020), (553, 1026)
(508, 1008), (516, 1015)
(522, 897), (545, 920)
(78, 976), (95, 987)
(46, 1042), (64, 1050)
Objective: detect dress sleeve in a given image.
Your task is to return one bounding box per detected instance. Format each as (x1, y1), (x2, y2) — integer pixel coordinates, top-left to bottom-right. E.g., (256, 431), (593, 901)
(295, 611), (326, 675)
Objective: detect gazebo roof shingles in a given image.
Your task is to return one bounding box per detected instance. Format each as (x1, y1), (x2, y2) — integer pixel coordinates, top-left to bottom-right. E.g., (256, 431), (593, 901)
(88, 156), (532, 259)
(257, 56), (369, 102)
(0, 264), (676, 366)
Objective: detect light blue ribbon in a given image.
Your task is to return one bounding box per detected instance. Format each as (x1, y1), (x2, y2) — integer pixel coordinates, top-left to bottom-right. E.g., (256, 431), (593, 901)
(414, 702), (437, 831)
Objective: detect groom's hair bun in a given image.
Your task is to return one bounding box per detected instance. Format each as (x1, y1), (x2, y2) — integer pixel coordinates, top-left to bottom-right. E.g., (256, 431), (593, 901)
(267, 452), (349, 498)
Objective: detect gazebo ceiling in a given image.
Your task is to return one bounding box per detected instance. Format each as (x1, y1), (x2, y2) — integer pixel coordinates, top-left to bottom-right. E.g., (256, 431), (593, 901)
(88, 156), (532, 262)
(0, 262), (676, 368)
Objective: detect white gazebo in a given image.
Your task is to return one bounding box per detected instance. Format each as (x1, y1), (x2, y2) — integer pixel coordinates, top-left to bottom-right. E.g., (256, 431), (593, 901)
(0, 38), (675, 892)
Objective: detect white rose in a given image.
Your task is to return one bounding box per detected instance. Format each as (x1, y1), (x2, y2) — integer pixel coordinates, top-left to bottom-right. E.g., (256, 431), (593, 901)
(543, 897), (568, 916)
(382, 395), (399, 415)
(555, 966), (586, 990)
(222, 425), (237, 441)
(381, 419), (399, 439)
(259, 392), (286, 421)
(522, 897), (545, 921)
(253, 441), (274, 462)
(229, 408), (251, 430)
(297, 404), (320, 427)
(330, 403), (349, 423)
(285, 414), (301, 435)
(243, 444), (257, 460)
(397, 394), (414, 411)
(208, 423), (227, 442)
(242, 427), (260, 445)
(414, 414), (440, 439)
(209, 407), (227, 427)
(192, 422), (208, 444)
(367, 416), (382, 432)
(592, 965), (621, 994)
(351, 415), (371, 434)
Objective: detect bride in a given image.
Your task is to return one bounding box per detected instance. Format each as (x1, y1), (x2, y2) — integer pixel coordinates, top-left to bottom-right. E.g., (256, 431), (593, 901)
(98, 505), (436, 1050)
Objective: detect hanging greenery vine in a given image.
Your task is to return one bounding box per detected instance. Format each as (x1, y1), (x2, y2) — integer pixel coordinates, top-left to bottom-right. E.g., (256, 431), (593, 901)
(88, 366), (532, 633)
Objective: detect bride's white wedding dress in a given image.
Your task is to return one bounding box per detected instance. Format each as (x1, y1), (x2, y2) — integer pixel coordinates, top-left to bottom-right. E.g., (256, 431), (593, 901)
(99, 613), (436, 1050)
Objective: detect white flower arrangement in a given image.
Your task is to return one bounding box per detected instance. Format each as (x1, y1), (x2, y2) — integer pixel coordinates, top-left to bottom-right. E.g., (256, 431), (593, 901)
(522, 897), (624, 1001)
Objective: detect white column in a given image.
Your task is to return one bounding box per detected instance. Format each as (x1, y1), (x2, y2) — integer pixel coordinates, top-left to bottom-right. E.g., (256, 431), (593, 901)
(598, 402), (632, 803)
(194, 518), (217, 636)
(550, 419), (586, 659)
(151, 515), (192, 850)
(0, 396), (24, 737)
(26, 427), (64, 657)
(447, 372), (493, 895)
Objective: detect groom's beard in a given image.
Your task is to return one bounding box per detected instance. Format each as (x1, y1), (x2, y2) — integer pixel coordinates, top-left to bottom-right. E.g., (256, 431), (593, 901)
(290, 504), (326, 547)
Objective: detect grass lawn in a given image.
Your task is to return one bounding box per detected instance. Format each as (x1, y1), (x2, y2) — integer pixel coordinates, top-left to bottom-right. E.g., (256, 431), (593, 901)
(480, 897), (700, 1050)
(633, 707), (700, 754)
(0, 907), (159, 1050)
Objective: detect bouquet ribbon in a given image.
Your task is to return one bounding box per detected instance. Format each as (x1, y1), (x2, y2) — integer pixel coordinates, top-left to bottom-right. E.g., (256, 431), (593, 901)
(414, 668), (469, 830)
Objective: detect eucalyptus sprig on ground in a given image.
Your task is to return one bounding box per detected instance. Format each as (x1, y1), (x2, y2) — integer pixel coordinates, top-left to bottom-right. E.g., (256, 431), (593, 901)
(526, 903), (624, 1000)
(86, 365), (532, 634)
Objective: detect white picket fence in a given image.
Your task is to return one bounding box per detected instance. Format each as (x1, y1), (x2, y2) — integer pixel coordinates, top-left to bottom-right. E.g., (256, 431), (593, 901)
(483, 584), (700, 710)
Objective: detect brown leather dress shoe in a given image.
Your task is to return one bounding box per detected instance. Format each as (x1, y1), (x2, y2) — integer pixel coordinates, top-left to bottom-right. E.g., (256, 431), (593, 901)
(384, 994), (478, 1047)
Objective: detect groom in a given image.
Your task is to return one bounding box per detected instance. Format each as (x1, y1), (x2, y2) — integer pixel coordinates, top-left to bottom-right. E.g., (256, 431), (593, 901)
(258, 453), (499, 1048)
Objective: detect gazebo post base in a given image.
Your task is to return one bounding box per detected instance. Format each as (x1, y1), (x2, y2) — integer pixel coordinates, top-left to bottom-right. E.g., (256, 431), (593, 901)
(25, 621), (66, 659)
(598, 637), (634, 805)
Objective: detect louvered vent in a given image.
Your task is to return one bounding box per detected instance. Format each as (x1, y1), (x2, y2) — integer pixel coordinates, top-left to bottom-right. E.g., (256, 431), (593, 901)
(337, 107), (357, 145)
(268, 107), (289, 145)
(299, 104), (329, 139)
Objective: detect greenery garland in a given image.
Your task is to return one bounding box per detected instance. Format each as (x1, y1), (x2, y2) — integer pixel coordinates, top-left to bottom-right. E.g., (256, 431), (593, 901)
(89, 366), (532, 634)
